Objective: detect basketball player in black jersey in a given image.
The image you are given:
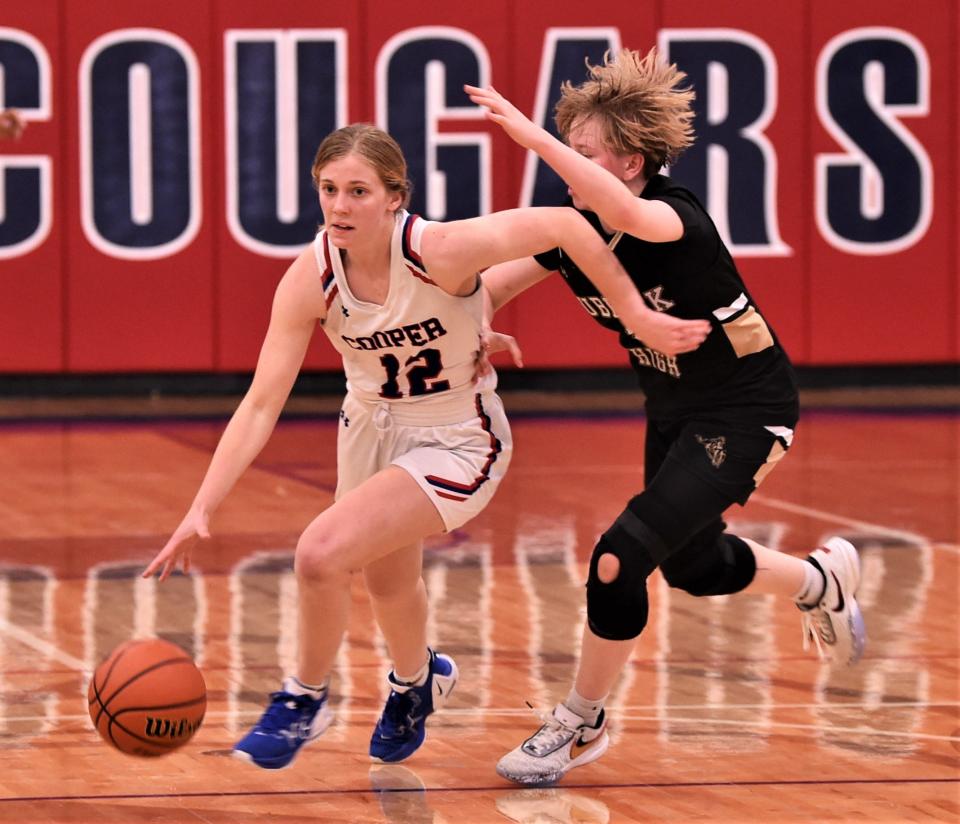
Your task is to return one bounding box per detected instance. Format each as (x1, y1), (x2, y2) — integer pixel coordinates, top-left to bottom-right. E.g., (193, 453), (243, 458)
(467, 48), (867, 786)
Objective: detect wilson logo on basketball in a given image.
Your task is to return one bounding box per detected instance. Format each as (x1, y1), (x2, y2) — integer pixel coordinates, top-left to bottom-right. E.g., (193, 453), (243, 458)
(144, 716), (204, 739)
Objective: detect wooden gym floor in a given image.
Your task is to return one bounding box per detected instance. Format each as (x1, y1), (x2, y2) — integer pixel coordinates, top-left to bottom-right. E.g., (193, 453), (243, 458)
(0, 388), (957, 822)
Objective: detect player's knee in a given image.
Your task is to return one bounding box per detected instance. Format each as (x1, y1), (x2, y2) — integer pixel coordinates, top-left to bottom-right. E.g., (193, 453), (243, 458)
(660, 535), (756, 596)
(596, 552), (620, 583)
(295, 530), (347, 582)
(586, 536), (650, 641)
(585, 512), (667, 641)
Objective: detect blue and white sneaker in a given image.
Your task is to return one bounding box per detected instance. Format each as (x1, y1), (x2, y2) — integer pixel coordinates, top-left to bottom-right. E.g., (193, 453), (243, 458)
(233, 678), (334, 769)
(799, 537), (867, 666)
(369, 649), (458, 763)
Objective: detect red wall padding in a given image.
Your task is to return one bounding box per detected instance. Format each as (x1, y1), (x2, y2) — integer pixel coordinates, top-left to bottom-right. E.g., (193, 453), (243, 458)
(0, 0), (955, 372)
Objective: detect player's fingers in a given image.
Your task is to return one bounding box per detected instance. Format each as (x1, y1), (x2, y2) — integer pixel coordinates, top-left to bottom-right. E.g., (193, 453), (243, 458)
(144, 546), (173, 578)
(160, 557), (176, 583)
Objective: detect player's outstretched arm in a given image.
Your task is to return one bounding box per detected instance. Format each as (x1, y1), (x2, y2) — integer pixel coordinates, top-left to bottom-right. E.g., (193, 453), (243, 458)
(465, 85), (682, 243)
(143, 247), (324, 581)
(543, 209), (709, 355)
(425, 207), (709, 356)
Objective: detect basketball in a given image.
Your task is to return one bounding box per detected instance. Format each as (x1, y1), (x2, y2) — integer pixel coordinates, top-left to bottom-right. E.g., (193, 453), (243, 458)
(87, 638), (207, 757)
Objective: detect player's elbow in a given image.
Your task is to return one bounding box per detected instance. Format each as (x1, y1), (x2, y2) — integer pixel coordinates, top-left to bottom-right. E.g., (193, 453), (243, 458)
(594, 198), (637, 234)
(552, 207), (588, 244)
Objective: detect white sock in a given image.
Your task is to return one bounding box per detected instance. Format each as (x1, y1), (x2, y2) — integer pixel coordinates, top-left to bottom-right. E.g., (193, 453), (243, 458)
(284, 676), (328, 700)
(793, 559), (827, 607)
(394, 653), (430, 687)
(564, 687), (606, 726)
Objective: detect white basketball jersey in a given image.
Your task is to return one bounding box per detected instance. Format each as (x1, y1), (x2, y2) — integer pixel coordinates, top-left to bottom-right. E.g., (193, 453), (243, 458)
(314, 210), (492, 404)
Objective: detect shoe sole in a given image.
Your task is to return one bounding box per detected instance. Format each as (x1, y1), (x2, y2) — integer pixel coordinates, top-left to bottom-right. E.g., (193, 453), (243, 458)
(820, 537), (867, 665)
(231, 748), (296, 770)
(845, 599), (867, 665)
(496, 731), (610, 786)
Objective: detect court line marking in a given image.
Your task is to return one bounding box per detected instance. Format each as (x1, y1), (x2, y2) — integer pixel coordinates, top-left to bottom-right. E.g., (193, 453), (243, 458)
(0, 616), (88, 673)
(749, 493), (954, 548)
(612, 713), (960, 743)
(24, 699), (960, 720)
(24, 703), (960, 745)
(1, 776), (957, 804)
(510, 466), (957, 551)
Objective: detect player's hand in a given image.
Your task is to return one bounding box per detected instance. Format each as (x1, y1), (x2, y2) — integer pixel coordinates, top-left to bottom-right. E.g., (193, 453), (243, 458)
(0, 109), (25, 140)
(464, 85), (544, 150)
(632, 314), (712, 357)
(474, 326), (524, 382)
(142, 506), (211, 582)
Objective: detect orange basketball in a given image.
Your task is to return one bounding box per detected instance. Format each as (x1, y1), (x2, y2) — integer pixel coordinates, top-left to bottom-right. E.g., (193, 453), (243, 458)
(87, 638), (206, 757)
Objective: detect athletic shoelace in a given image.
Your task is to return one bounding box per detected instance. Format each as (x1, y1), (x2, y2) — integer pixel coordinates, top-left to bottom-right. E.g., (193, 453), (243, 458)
(257, 691), (318, 733)
(800, 611), (833, 659)
(523, 704), (577, 755)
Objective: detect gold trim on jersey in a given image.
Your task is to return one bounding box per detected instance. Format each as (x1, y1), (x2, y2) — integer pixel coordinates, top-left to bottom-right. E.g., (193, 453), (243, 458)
(720, 306), (774, 358)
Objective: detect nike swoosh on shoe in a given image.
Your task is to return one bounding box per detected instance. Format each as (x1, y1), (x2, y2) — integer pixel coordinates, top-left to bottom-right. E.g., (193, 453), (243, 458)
(830, 571), (845, 612)
(569, 733), (603, 758)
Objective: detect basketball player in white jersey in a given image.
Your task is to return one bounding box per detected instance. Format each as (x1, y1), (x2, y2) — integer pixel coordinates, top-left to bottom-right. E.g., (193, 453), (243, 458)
(143, 123), (710, 770)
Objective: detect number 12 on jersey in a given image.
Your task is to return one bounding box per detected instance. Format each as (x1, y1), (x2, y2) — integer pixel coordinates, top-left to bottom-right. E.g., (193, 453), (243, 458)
(379, 348), (450, 399)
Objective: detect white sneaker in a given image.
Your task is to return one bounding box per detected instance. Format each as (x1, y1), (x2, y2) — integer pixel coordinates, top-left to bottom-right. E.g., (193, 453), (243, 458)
(496, 703), (609, 786)
(799, 537), (867, 666)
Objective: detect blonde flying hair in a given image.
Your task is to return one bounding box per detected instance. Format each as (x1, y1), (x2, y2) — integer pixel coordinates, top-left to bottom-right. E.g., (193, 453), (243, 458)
(555, 47), (696, 175)
(311, 123), (412, 209)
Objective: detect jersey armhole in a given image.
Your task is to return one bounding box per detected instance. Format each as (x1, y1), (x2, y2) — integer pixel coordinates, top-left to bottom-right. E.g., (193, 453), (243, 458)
(315, 230), (339, 310)
(401, 213), (435, 276)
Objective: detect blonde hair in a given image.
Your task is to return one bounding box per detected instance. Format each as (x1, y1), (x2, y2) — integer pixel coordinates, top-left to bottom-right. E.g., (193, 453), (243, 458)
(311, 123), (412, 208)
(555, 47), (696, 175)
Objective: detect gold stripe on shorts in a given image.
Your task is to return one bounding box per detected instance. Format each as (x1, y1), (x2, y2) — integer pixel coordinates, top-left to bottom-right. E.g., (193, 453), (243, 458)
(753, 439), (787, 487)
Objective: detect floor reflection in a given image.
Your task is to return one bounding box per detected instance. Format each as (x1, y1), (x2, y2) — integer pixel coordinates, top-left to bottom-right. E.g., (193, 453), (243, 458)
(369, 765), (444, 824)
(495, 788), (610, 824)
(0, 524), (944, 753)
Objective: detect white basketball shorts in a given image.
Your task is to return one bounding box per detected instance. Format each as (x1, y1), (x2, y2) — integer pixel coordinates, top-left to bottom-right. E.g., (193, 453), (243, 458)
(335, 389), (512, 531)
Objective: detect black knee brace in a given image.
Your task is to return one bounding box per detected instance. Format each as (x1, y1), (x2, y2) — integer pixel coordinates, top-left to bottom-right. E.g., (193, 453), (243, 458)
(659, 534), (756, 596)
(586, 508), (669, 641)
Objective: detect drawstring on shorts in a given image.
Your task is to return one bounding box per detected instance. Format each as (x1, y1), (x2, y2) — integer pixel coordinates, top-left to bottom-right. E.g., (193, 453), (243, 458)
(373, 403), (393, 433)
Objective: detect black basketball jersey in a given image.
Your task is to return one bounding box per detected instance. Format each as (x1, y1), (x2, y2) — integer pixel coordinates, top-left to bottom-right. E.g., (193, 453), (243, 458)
(535, 174), (798, 423)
